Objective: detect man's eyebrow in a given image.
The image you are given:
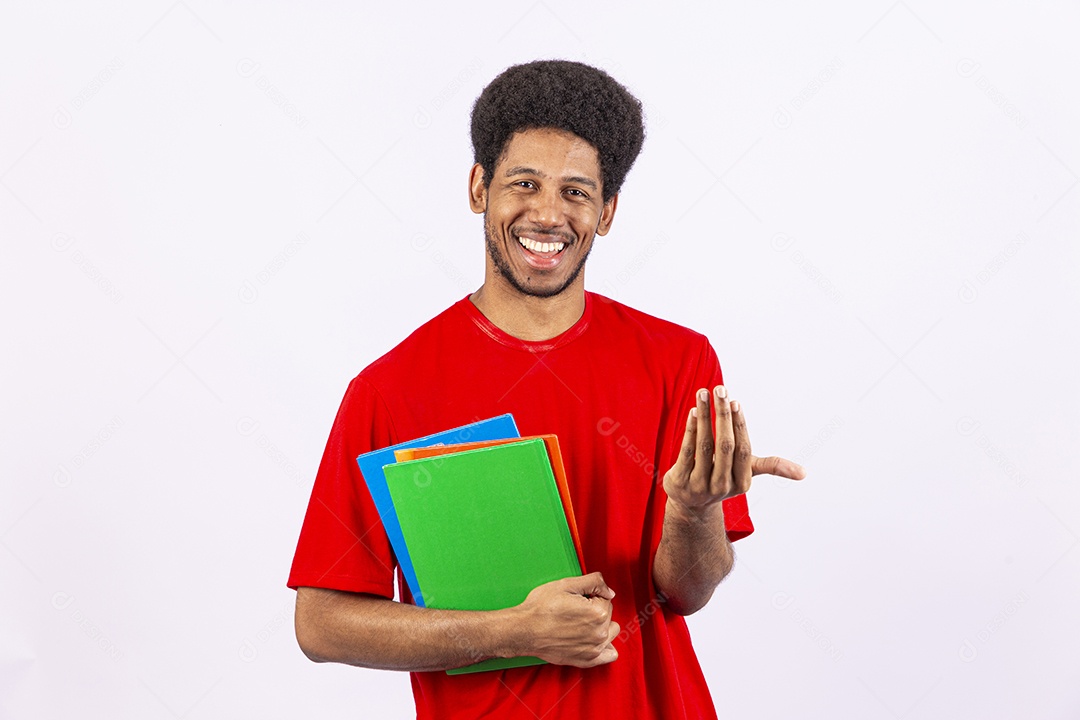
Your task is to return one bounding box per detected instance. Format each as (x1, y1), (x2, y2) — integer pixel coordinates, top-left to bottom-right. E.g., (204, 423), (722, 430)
(503, 166), (598, 190)
(563, 175), (598, 190)
(504, 165), (545, 179)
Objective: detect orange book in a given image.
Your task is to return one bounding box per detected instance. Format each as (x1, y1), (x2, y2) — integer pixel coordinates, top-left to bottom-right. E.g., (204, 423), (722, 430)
(394, 435), (586, 573)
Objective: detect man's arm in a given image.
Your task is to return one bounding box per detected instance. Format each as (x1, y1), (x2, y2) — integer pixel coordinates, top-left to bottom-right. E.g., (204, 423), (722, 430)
(653, 500), (734, 616)
(654, 385), (806, 615)
(295, 572), (621, 672)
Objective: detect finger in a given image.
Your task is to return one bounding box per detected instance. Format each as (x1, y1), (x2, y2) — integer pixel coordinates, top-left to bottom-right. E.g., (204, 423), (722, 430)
(693, 388), (714, 482)
(598, 622), (621, 664)
(710, 385), (735, 493)
(596, 643), (619, 665)
(750, 455), (807, 480)
(568, 571), (615, 599)
(580, 622), (621, 668)
(730, 400), (753, 495)
(669, 405), (697, 482)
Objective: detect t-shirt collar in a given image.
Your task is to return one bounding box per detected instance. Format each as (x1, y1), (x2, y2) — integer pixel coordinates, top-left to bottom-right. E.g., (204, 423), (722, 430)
(458, 291), (593, 353)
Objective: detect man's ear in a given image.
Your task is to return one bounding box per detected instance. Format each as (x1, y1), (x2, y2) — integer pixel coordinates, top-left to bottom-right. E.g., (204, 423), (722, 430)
(595, 193), (619, 236)
(468, 164), (487, 214)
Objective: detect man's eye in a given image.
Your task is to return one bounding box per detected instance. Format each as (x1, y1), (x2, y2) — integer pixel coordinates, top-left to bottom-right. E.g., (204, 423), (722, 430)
(566, 188), (587, 198)
(515, 181), (535, 189)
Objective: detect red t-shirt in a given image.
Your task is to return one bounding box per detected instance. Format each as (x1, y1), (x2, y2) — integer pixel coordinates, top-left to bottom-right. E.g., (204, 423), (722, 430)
(288, 292), (753, 719)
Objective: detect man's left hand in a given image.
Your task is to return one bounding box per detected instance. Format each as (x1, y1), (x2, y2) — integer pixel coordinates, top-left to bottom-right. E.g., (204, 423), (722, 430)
(662, 385), (806, 514)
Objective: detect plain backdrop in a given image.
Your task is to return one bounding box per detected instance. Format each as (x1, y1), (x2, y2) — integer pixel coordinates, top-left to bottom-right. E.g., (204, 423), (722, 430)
(3, 2), (1078, 718)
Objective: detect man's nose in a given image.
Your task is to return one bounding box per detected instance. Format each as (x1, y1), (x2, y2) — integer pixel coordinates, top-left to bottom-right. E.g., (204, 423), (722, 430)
(527, 188), (566, 227)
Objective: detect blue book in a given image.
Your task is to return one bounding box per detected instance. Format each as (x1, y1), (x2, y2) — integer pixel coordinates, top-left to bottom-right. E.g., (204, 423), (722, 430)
(356, 414), (519, 607)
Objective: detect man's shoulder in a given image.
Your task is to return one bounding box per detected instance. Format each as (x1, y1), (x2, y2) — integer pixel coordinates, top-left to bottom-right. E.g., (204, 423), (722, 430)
(588, 291), (710, 349)
(357, 296), (471, 380)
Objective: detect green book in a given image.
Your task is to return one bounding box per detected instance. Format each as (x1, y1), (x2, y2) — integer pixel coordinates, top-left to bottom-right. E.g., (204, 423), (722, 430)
(383, 437), (582, 674)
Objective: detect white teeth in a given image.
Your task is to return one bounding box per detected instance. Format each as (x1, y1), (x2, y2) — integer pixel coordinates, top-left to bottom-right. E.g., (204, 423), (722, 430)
(518, 237), (566, 254)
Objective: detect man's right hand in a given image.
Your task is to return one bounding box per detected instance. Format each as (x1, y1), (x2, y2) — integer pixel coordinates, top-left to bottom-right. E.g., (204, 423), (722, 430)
(509, 572), (620, 668)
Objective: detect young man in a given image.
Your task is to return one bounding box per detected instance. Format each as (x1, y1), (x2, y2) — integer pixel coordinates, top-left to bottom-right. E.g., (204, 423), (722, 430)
(288, 60), (805, 719)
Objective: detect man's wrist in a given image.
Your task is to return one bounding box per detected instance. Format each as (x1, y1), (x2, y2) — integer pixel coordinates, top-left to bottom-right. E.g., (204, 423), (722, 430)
(488, 604), (530, 659)
(664, 497), (726, 527)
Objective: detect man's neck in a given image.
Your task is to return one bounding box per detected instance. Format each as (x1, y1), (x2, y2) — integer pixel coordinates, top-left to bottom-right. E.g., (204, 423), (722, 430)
(469, 281), (586, 342)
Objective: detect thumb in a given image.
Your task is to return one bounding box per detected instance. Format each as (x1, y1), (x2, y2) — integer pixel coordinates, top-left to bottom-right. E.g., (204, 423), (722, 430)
(565, 572), (615, 600)
(751, 454), (807, 480)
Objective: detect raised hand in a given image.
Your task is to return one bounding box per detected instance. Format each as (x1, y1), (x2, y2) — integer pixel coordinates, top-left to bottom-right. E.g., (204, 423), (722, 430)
(663, 385), (806, 513)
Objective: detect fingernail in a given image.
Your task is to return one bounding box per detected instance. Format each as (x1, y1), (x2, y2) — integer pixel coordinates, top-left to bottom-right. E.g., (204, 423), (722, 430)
(731, 400), (740, 413)
(715, 385), (727, 399)
(698, 389), (708, 402)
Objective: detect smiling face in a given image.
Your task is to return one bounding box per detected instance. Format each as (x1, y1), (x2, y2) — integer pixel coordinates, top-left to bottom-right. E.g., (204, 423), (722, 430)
(469, 127), (617, 299)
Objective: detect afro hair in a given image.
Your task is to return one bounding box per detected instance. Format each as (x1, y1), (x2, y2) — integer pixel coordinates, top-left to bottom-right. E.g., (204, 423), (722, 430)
(470, 60), (645, 202)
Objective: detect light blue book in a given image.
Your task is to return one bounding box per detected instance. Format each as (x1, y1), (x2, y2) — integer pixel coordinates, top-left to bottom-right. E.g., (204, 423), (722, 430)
(356, 414), (519, 607)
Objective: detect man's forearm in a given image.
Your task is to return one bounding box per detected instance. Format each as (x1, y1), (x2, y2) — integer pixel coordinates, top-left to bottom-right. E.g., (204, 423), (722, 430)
(652, 499), (735, 616)
(295, 587), (522, 672)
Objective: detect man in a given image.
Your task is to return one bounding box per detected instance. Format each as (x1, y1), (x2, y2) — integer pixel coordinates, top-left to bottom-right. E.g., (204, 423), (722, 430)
(288, 60), (805, 719)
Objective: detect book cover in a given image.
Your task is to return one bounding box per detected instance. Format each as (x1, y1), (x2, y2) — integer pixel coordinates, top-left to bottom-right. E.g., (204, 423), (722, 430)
(394, 435), (586, 575)
(383, 438), (582, 674)
(355, 414), (519, 607)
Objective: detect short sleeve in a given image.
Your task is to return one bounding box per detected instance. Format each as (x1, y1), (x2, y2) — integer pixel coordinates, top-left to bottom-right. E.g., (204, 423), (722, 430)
(690, 337), (755, 542)
(287, 376), (400, 596)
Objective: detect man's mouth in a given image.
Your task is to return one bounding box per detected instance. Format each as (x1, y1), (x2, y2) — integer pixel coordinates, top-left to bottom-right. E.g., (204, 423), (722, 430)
(517, 235), (566, 256)
(508, 225), (575, 270)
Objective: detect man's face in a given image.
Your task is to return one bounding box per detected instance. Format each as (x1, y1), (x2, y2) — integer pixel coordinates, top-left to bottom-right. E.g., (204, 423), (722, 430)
(470, 127), (616, 299)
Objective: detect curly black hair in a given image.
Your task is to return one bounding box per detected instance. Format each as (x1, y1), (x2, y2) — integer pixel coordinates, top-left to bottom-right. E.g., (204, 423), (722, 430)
(470, 60), (645, 202)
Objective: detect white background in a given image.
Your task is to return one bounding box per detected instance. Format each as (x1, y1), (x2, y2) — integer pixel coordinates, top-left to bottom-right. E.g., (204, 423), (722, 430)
(3, 2), (1078, 718)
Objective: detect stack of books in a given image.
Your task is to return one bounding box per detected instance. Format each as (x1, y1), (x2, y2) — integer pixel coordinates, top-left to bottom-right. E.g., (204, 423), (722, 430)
(357, 415), (585, 674)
